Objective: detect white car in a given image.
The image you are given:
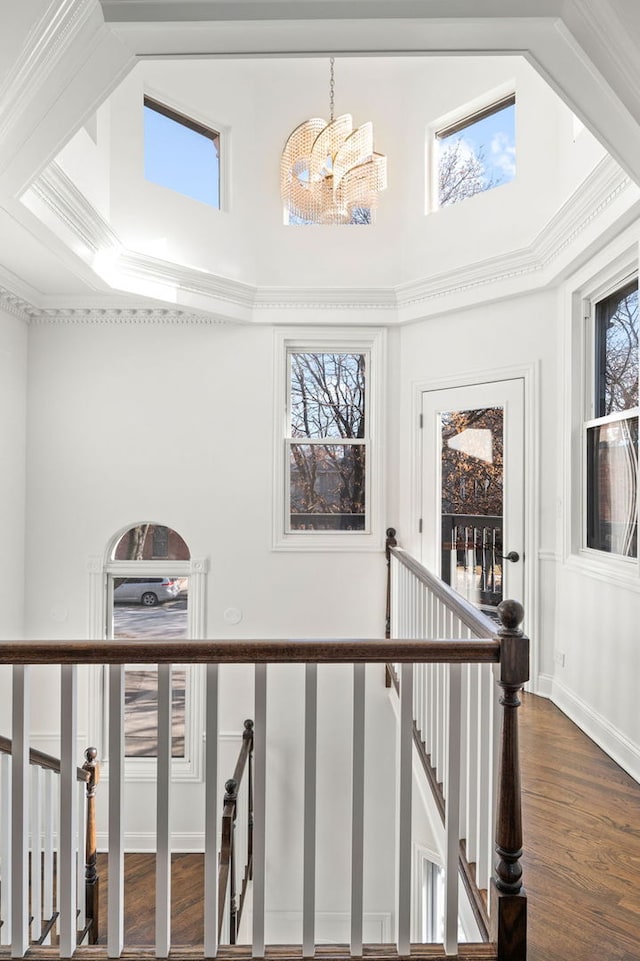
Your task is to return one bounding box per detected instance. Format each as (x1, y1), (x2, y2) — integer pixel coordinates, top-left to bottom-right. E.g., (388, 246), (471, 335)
(113, 577), (180, 607)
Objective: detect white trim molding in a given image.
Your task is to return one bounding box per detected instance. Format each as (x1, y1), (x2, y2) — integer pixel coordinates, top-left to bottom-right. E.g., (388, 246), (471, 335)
(272, 326), (387, 552)
(15, 154), (639, 326)
(551, 676), (640, 783)
(87, 539), (209, 783)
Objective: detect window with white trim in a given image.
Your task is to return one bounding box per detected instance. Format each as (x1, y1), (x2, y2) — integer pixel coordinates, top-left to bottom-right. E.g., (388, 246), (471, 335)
(274, 328), (385, 549)
(144, 96), (220, 208)
(434, 94), (515, 209)
(585, 278), (639, 557)
(89, 524), (208, 782)
(288, 351), (367, 531)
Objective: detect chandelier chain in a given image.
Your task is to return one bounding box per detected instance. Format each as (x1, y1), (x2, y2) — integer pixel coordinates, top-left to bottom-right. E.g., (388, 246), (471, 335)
(329, 57), (335, 121)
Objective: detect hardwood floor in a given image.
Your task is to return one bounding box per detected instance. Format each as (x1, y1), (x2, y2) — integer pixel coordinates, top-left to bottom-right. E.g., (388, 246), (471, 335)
(95, 853), (205, 945)
(519, 693), (640, 961)
(94, 694), (640, 960)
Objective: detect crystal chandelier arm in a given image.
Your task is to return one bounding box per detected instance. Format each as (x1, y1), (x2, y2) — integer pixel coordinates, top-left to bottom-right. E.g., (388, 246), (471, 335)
(332, 122), (374, 194)
(335, 153), (388, 213)
(308, 115), (353, 181)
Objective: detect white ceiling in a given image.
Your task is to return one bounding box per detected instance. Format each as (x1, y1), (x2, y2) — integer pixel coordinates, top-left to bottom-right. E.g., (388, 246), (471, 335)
(0, 0), (639, 322)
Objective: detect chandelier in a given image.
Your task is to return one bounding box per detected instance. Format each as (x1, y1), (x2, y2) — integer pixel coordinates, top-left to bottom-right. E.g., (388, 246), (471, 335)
(280, 58), (387, 225)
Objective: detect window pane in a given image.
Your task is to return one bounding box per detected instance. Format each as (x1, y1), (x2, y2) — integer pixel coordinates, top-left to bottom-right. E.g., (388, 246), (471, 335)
(112, 523), (190, 561)
(437, 98), (515, 207)
(290, 443), (365, 530)
(111, 576), (189, 757)
(595, 280), (639, 416)
(290, 352), (365, 438)
(441, 407), (504, 609)
(587, 418), (638, 557)
(144, 99), (220, 208)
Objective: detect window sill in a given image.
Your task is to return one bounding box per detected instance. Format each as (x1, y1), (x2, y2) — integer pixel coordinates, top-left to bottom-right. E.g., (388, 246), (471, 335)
(273, 530), (383, 552)
(564, 549), (640, 591)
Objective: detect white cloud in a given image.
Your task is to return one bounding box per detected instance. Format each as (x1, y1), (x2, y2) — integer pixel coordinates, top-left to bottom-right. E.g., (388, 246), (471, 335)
(490, 132), (516, 178)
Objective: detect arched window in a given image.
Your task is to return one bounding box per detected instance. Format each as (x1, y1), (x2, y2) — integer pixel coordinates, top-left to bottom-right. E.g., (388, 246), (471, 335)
(89, 523), (207, 782)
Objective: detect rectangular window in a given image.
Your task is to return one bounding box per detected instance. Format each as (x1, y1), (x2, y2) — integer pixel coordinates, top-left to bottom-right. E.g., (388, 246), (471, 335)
(287, 351), (368, 532)
(144, 96), (220, 208)
(435, 95), (515, 207)
(585, 279), (639, 557)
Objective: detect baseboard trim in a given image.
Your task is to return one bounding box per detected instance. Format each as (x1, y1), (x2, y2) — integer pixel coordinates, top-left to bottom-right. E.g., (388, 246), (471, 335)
(550, 677), (640, 783)
(97, 831), (205, 852)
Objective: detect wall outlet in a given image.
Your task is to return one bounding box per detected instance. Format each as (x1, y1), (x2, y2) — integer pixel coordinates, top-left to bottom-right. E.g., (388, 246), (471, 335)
(554, 649), (566, 668)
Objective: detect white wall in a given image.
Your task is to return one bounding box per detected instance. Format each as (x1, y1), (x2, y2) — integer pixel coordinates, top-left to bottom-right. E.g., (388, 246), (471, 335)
(0, 307), (28, 733)
(19, 314), (400, 927)
(0, 308), (27, 640)
(24, 319), (386, 646)
(393, 289), (561, 683)
(392, 263), (640, 782)
(547, 225), (640, 780)
(81, 55), (606, 293)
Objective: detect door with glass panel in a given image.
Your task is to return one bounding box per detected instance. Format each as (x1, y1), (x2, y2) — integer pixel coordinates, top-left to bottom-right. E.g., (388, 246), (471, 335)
(421, 380), (524, 613)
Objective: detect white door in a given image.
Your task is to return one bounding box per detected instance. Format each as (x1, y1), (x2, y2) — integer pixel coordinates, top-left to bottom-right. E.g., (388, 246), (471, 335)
(421, 379), (524, 611)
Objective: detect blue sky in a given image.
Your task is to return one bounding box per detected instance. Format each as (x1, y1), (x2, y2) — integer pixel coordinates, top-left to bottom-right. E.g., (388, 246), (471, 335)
(442, 102), (516, 186)
(144, 104), (220, 208)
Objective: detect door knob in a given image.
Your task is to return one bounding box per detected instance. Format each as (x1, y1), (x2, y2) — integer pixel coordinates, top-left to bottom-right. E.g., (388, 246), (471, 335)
(501, 550), (520, 563)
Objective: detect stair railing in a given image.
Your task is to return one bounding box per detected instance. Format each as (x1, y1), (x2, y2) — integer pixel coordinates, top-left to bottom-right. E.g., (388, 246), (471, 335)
(0, 737), (99, 947)
(0, 613), (528, 960)
(385, 526), (528, 959)
(218, 719), (254, 944)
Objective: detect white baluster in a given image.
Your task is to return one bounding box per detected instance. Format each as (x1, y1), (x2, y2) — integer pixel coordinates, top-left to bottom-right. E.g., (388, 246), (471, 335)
(444, 665), (462, 956)
(204, 664), (219, 958)
(76, 779), (85, 932)
(12, 666), (30, 958)
(465, 664), (480, 866)
(390, 555), (399, 638)
(108, 665), (125, 958)
(397, 662), (413, 956)
(31, 766), (43, 942)
(1, 752), (12, 945)
(458, 661), (470, 852)
(476, 664), (493, 891)
(156, 664), (172, 958)
(303, 664), (317, 957)
(350, 664), (366, 956)
(252, 664), (267, 958)
(59, 665), (77, 959)
(42, 769), (54, 944)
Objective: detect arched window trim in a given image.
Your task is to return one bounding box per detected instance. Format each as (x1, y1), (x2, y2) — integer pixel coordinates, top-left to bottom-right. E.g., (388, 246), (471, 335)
(87, 525), (208, 792)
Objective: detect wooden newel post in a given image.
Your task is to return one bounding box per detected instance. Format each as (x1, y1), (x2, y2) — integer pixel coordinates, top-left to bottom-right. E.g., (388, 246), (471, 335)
(224, 777), (239, 944)
(385, 527), (398, 640)
(244, 720), (254, 881)
(82, 746), (100, 945)
(384, 528), (398, 687)
(491, 600), (529, 961)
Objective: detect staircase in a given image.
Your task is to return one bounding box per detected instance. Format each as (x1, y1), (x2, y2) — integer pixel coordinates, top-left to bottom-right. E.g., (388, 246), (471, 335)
(0, 537), (528, 960)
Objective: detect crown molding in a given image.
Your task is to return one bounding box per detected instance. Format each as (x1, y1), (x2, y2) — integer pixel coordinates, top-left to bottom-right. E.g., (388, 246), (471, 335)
(563, 0), (640, 127)
(253, 287), (396, 310)
(0, 285), (37, 324)
(535, 156), (633, 268)
(118, 251), (256, 311)
(31, 162), (119, 256)
(29, 308), (229, 326)
(395, 156), (634, 314)
(0, 1), (98, 147)
(21, 153), (638, 324)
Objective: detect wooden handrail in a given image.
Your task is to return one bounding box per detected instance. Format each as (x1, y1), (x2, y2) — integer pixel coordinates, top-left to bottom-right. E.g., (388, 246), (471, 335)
(389, 541), (497, 639)
(0, 637), (500, 665)
(218, 720), (254, 944)
(0, 733), (90, 782)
